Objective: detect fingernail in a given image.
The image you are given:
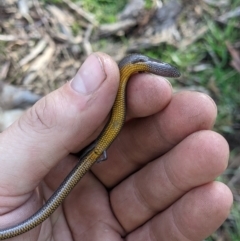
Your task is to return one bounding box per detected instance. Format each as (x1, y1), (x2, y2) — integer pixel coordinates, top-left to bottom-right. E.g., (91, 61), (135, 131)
(71, 54), (106, 94)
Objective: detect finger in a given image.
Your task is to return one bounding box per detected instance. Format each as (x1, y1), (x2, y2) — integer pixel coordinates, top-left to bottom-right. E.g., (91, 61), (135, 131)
(92, 91), (217, 186)
(110, 130), (229, 231)
(126, 182), (233, 241)
(125, 74), (172, 120)
(0, 53), (119, 204)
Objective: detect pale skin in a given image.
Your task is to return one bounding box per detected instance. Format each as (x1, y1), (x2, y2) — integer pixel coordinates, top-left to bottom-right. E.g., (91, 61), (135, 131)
(0, 52), (233, 240)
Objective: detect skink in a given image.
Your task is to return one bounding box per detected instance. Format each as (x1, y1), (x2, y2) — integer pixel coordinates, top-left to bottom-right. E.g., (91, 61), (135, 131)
(0, 54), (180, 239)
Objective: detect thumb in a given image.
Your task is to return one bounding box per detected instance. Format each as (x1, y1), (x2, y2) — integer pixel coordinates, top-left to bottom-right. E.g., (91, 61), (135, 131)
(0, 52), (119, 198)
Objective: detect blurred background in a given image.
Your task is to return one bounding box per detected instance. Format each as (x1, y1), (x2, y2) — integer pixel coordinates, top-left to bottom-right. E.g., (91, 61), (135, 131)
(0, 0), (239, 239)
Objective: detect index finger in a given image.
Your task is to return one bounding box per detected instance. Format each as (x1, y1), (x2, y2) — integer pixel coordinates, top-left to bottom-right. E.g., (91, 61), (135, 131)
(92, 90), (217, 187)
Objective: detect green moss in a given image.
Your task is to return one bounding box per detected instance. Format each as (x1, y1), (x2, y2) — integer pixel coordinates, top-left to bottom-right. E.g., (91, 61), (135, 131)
(79, 0), (128, 23)
(144, 0), (154, 10)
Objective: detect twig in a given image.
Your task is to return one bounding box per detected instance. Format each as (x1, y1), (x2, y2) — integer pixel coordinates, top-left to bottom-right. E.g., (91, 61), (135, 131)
(62, 0), (98, 26)
(83, 24), (93, 55)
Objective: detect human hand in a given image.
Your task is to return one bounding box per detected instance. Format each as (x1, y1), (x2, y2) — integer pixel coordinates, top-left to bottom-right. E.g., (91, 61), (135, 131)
(0, 53), (232, 240)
